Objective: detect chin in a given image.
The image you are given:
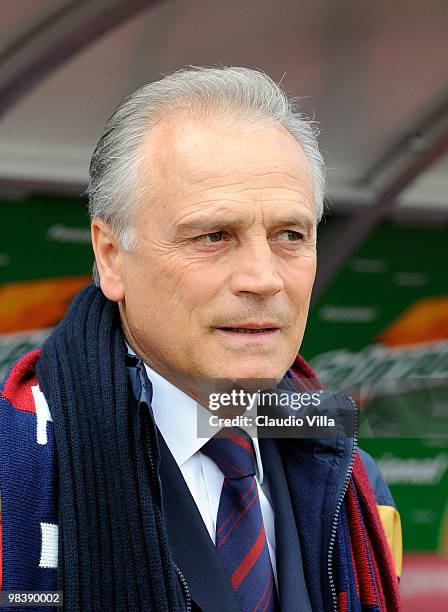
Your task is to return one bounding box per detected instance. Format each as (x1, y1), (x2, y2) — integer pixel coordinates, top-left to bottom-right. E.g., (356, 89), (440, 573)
(216, 361), (286, 387)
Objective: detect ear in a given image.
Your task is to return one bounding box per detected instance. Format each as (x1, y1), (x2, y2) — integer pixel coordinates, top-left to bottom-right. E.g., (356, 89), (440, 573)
(91, 218), (125, 301)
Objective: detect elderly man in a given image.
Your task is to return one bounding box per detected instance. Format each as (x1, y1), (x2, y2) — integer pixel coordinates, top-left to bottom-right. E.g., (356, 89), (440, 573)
(0, 67), (401, 611)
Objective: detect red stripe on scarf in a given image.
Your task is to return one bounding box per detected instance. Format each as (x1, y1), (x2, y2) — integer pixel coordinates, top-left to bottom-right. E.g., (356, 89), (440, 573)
(352, 452), (401, 611)
(346, 482), (379, 607)
(362, 501), (387, 611)
(289, 354), (322, 390)
(1, 349), (41, 413)
(337, 591), (348, 612)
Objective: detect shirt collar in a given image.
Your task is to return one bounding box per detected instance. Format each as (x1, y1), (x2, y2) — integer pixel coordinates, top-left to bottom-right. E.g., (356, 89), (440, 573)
(126, 342), (264, 484)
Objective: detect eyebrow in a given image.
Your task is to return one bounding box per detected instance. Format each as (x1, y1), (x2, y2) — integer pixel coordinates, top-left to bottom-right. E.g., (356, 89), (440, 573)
(174, 211), (316, 236)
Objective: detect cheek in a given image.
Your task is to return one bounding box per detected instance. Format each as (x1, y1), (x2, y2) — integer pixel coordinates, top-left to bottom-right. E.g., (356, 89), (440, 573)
(136, 251), (223, 319)
(172, 263), (223, 314)
(283, 261), (316, 323)
(284, 256), (316, 292)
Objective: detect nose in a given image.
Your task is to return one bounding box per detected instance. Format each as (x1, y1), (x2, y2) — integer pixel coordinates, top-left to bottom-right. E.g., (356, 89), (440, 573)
(229, 237), (284, 297)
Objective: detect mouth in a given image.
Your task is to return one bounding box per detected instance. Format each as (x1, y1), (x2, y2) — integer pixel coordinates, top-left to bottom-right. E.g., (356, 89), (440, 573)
(217, 327), (278, 334)
(214, 324), (281, 338)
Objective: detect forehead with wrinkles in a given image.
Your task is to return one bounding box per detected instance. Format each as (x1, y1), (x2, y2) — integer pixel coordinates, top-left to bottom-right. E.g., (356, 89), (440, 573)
(137, 114), (315, 217)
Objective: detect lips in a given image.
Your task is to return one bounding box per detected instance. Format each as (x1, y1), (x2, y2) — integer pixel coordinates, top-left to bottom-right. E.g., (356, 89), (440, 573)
(215, 322), (282, 339)
(217, 321), (280, 330)
(219, 327), (277, 333)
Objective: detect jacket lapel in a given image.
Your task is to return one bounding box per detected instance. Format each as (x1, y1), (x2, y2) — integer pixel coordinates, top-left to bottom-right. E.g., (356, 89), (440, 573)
(259, 437), (312, 612)
(157, 432), (241, 612)
(277, 394), (357, 611)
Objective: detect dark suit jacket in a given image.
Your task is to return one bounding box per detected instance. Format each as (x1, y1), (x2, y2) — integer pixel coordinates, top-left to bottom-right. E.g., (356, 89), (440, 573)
(158, 432), (312, 611)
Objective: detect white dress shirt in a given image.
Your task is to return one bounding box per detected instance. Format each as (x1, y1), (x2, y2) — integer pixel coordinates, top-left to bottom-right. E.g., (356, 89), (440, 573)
(128, 347), (278, 588)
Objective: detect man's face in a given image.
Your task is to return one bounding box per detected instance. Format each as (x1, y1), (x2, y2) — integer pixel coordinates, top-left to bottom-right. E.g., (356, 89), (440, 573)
(118, 115), (317, 385)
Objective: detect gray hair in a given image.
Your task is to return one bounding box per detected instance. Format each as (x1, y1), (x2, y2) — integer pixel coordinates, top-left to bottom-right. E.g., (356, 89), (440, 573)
(88, 66), (326, 286)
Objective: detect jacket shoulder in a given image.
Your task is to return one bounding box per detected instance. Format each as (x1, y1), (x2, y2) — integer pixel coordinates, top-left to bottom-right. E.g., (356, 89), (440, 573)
(357, 447), (396, 507)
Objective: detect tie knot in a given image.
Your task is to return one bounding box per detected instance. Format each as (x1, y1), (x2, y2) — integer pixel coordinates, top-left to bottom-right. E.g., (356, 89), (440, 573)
(201, 427), (256, 479)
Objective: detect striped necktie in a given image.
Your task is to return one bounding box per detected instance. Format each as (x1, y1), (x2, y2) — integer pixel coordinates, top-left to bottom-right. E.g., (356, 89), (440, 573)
(201, 427), (279, 611)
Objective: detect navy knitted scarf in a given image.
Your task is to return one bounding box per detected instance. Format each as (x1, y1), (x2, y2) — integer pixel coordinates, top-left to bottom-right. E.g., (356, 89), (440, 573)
(36, 284), (187, 611)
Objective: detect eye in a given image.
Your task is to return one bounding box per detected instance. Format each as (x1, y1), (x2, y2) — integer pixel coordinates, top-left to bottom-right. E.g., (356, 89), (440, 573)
(278, 230), (304, 241)
(196, 231), (226, 243)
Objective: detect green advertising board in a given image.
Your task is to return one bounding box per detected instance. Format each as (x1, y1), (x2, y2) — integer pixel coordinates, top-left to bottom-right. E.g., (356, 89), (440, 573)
(0, 195), (93, 283)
